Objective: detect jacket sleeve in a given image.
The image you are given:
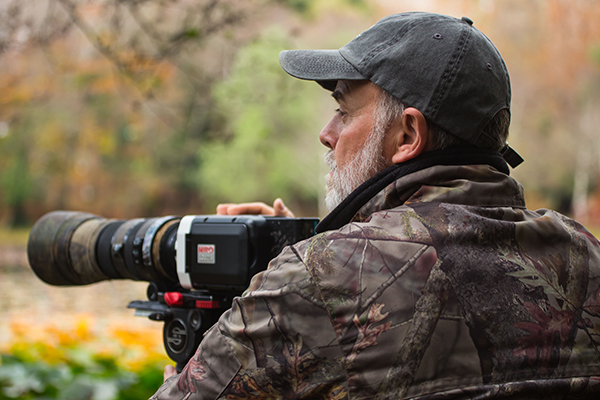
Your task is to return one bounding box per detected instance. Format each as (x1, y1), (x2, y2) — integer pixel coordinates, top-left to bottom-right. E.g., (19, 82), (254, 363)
(150, 244), (348, 400)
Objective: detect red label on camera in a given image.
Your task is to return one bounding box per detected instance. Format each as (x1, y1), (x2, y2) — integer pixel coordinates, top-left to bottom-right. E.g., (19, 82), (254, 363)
(197, 244), (216, 264)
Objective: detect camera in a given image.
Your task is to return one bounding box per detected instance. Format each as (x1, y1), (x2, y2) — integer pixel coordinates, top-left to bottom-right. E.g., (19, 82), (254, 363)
(27, 211), (318, 370)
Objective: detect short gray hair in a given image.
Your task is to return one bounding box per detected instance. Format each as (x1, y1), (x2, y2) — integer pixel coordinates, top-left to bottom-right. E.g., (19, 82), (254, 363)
(374, 87), (404, 133)
(376, 87), (510, 152)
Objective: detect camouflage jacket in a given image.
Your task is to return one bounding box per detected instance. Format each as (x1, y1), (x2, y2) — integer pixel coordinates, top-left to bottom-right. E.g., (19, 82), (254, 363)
(152, 163), (600, 399)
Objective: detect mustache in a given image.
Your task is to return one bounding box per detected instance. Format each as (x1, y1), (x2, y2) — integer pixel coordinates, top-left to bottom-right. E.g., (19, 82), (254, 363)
(323, 150), (336, 169)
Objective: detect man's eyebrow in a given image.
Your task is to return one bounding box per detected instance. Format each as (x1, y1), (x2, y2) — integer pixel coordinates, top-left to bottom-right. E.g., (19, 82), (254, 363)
(331, 89), (344, 102)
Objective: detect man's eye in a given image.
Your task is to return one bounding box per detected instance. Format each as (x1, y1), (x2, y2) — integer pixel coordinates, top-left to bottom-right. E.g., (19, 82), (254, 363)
(335, 108), (347, 116)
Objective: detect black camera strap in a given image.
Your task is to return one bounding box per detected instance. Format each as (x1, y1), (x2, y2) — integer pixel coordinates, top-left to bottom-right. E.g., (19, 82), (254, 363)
(315, 146), (509, 234)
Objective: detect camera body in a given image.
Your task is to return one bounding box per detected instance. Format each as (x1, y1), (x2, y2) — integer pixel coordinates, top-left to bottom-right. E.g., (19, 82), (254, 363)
(27, 211), (319, 370)
(176, 215), (317, 292)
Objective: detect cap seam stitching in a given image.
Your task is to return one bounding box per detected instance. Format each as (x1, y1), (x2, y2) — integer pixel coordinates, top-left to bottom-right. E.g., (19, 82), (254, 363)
(427, 23), (473, 119)
(355, 16), (441, 72)
(334, 50), (368, 77)
(355, 21), (417, 70)
(482, 34), (512, 101)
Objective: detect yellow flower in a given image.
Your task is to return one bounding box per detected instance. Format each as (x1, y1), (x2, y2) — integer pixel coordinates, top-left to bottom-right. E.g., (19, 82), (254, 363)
(2, 313), (169, 370)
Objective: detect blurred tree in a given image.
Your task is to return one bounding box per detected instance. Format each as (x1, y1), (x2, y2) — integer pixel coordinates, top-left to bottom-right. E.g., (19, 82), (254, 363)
(276, 0), (369, 16)
(0, 150), (32, 227)
(442, 0), (600, 219)
(0, 0), (258, 224)
(515, 0), (600, 220)
(0, 0), (371, 225)
(196, 28), (324, 214)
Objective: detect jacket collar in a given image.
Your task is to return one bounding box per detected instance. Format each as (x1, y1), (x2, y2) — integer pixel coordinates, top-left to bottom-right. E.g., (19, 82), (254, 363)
(316, 146), (523, 233)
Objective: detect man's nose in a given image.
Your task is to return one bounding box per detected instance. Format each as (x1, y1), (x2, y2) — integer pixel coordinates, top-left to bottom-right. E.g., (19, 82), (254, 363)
(319, 117), (338, 150)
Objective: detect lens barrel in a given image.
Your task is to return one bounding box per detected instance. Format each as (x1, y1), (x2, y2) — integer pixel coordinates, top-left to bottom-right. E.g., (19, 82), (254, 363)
(27, 211), (180, 286)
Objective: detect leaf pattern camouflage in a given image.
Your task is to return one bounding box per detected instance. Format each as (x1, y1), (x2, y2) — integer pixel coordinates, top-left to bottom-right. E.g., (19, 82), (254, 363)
(152, 165), (600, 399)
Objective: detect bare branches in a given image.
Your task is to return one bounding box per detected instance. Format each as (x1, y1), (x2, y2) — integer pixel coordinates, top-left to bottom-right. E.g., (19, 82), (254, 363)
(0, 2), (33, 56)
(5, 0), (254, 99)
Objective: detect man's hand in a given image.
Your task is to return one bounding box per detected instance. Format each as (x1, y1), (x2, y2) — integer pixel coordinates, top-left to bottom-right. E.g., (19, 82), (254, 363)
(216, 198), (295, 218)
(164, 364), (177, 381)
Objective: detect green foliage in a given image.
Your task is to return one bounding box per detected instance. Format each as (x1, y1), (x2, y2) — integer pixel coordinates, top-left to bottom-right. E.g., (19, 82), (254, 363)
(279, 0), (312, 13)
(0, 0), (375, 222)
(184, 28), (200, 39)
(0, 151), (31, 210)
(0, 351), (163, 400)
(0, 120), (34, 227)
(197, 28), (323, 209)
(0, 317), (168, 400)
(591, 42), (600, 67)
(275, 0), (370, 15)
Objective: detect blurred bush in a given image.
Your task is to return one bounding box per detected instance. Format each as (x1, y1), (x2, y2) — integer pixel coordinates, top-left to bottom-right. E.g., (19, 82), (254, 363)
(0, 316), (169, 399)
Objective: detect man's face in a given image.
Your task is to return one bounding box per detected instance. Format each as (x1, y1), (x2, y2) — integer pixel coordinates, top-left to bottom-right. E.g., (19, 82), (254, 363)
(320, 80), (396, 211)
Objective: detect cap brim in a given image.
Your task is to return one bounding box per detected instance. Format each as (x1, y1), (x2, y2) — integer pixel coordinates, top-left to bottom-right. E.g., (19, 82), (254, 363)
(279, 49), (365, 91)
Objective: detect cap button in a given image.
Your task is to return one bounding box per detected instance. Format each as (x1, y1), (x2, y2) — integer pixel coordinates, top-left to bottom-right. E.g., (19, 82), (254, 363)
(461, 16), (474, 26)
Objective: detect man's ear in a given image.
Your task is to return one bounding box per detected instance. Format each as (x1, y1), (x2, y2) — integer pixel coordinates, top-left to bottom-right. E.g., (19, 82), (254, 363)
(389, 107), (429, 164)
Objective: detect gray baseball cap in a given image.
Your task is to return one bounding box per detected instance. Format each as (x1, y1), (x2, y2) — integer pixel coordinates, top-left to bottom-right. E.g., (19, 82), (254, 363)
(279, 12), (523, 167)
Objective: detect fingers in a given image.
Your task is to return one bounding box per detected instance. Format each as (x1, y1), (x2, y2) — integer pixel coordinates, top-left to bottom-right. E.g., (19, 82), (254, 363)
(164, 364), (177, 381)
(216, 202), (275, 216)
(216, 199), (295, 217)
(273, 198), (295, 218)
(216, 203), (237, 215)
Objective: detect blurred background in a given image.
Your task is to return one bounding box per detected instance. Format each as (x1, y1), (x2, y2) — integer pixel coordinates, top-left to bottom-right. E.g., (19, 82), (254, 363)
(0, 0), (599, 398)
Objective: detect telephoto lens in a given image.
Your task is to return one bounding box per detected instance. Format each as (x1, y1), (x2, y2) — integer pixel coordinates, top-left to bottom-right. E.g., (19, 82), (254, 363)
(27, 211), (180, 286)
(28, 210), (319, 372)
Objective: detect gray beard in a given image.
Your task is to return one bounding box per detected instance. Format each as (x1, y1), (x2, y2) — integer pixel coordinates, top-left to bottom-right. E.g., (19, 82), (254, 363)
(323, 125), (391, 212)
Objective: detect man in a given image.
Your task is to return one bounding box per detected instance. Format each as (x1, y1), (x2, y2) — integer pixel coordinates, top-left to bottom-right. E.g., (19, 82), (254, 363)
(153, 12), (600, 399)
